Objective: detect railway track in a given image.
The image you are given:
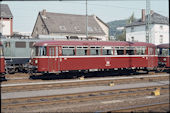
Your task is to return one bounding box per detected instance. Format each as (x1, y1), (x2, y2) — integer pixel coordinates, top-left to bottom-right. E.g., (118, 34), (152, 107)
(1, 74), (169, 93)
(2, 84), (169, 112)
(107, 102), (169, 112)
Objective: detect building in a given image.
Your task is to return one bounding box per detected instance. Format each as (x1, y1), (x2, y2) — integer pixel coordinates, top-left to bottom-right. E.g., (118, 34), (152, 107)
(126, 9), (169, 45)
(32, 10), (109, 41)
(0, 4), (13, 36)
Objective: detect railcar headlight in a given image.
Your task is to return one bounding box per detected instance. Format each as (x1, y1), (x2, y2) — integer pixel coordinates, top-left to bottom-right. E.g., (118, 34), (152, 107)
(35, 60), (38, 64)
(29, 59), (31, 63)
(163, 58), (166, 61)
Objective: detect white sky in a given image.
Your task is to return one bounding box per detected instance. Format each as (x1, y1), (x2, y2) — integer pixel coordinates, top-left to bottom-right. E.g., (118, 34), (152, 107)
(2, 0), (169, 32)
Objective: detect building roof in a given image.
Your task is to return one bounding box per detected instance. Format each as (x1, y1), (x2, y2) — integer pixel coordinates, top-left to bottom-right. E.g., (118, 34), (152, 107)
(126, 12), (169, 27)
(157, 43), (169, 49)
(39, 11), (106, 35)
(34, 40), (156, 47)
(0, 4), (13, 18)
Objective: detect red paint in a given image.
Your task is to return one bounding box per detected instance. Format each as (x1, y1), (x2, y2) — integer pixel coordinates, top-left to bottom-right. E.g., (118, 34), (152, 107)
(34, 56), (158, 73)
(0, 57), (5, 73)
(0, 42), (5, 73)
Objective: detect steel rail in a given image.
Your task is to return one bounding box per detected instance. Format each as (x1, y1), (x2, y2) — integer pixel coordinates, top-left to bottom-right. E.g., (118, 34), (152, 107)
(2, 85), (169, 110)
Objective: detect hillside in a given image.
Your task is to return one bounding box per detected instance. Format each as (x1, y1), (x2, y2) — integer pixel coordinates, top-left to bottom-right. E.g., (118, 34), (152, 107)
(107, 19), (127, 36)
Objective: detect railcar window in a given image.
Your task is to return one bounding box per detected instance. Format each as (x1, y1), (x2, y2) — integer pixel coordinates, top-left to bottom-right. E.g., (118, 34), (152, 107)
(136, 47), (146, 55)
(76, 46), (88, 56)
(148, 48), (154, 55)
(0, 47), (3, 56)
(15, 42), (26, 48)
(90, 47), (101, 55)
(102, 47), (113, 55)
(117, 50), (124, 55)
(5, 42), (10, 48)
(35, 47), (39, 56)
(62, 46), (75, 56)
(115, 47), (124, 55)
(49, 47), (54, 56)
(39, 46), (47, 56)
(29, 42), (34, 48)
(126, 47), (135, 55)
(126, 50), (134, 55)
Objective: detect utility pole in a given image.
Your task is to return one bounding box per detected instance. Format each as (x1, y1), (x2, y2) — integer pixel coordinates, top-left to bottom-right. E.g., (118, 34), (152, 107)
(146, 0), (151, 43)
(86, 0), (88, 39)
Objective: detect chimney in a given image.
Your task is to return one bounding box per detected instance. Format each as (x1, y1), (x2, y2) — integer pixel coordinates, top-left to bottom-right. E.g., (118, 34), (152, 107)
(42, 9), (46, 16)
(142, 9), (145, 22)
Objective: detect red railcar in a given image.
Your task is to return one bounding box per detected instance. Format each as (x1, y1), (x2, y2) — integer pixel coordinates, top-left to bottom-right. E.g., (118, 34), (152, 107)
(30, 40), (158, 74)
(157, 43), (170, 68)
(0, 41), (5, 74)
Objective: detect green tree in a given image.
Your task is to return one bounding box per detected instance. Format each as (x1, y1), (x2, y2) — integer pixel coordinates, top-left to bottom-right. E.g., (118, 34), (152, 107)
(115, 29), (126, 41)
(127, 12), (136, 24)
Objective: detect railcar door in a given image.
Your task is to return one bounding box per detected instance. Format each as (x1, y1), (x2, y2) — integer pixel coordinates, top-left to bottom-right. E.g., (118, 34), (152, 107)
(48, 46), (56, 72)
(148, 47), (155, 68)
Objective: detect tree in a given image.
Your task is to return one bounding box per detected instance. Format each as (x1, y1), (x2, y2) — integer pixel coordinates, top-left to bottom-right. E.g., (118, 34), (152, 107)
(127, 12), (136, 24)
(115, 29), (126, 41)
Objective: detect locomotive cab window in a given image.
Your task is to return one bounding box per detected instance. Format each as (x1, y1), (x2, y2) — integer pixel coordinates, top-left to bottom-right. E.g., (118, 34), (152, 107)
(15, 42), (26, 48)
(62, 46), (75, 56)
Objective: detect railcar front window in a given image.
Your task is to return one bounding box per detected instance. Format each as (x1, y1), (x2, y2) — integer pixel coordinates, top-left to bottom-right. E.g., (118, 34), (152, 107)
(160, 49), (169, 56)
(39, 46), (47, 56)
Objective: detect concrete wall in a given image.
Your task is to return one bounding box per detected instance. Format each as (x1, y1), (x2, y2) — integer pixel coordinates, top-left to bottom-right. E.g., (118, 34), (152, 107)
(0, 18), (12, 36)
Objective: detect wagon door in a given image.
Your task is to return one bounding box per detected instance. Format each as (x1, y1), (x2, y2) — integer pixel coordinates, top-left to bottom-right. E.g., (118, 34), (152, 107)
(48, 46), (56, 72)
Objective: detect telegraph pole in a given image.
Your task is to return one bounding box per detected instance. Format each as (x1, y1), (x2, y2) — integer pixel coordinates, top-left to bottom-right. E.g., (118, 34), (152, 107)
(146, 0), (151, 43)
(86, 0), (88, 39)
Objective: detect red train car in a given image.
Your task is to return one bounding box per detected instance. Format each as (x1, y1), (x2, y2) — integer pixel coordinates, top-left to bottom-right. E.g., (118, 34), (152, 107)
(157, 43), (170, 68)
(0, 41), (5, 74)
(30, 40), (158, 74)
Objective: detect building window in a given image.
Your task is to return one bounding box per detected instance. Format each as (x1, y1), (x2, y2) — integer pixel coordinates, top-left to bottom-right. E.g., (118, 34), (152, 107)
(131, 37), (134, 42)
(159, 35), (163, 43)
(131, 27), (134, 32)
(5, 42), (11, 48)
(88, 26), (94, 32)
(59, 26), (66, 31)
(160, 25), (163, 29)
(74, 26), (81, 31)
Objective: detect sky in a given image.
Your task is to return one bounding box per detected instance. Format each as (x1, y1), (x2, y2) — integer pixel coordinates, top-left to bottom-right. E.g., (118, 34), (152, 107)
(2, 0), (169, 33)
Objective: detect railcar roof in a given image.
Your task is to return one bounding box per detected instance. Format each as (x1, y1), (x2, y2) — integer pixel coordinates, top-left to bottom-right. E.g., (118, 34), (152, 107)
(157, 43), (170, 49)
(34, 40), (156, 47)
